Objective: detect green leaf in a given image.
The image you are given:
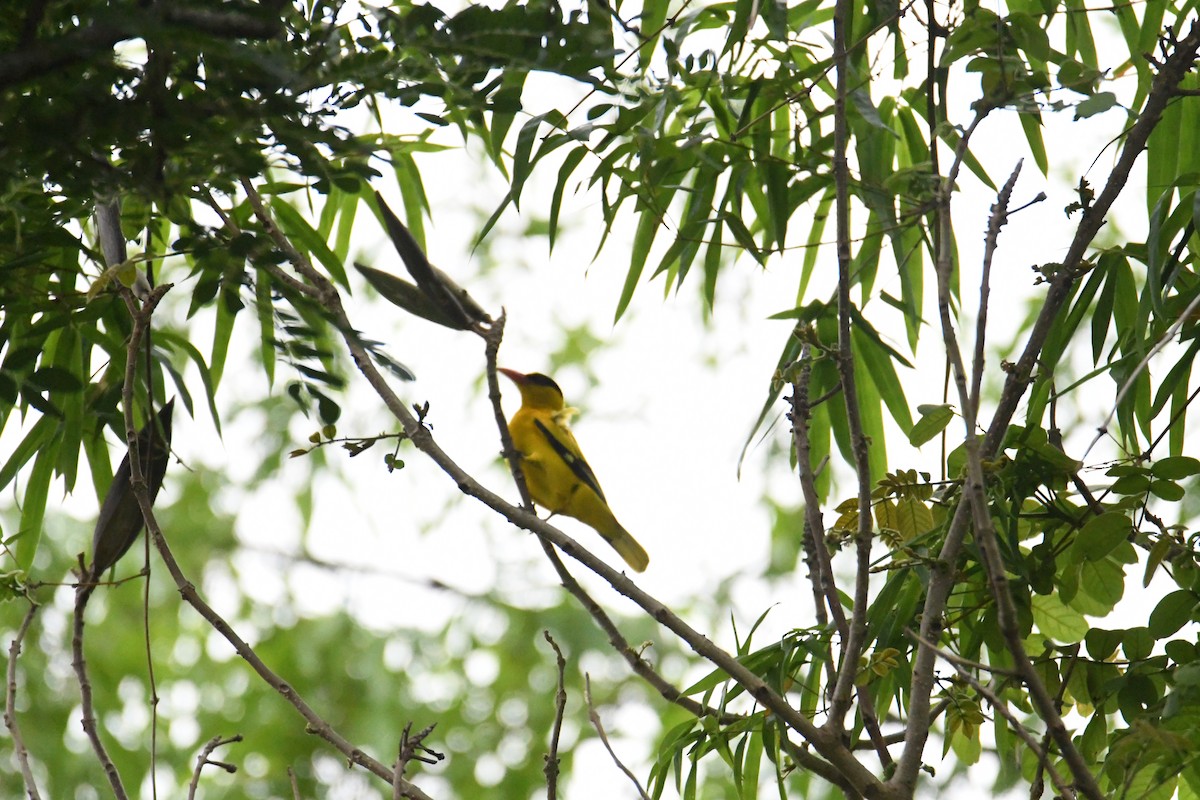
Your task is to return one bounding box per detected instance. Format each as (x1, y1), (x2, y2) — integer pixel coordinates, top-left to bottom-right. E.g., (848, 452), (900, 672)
(1068, 511), (1131, 563)
(1018, 112), (1049, 175)
(1085, 628), (1122, 660)
(1123, 626), (1154, 661)
(270, 198), (350, 289)
(26, 366), (83, 392)
(392, 153), (429, 251)
(1152, 456), (1200, 480)
(909, 404), (954, 446)
(549, 148), (586, 252)
(1073, 91), (1117, 119)
(1149, 590), (1197, 638)
(1150, 479), (1185, 501)
(1031, 593), (1087, 644)
(615, 209), (660, 322)
(853, 325), (914, 432)
(0, 415), (55, 494)
(15, 438), (60, 570)
(1070, 558), (1124, 616)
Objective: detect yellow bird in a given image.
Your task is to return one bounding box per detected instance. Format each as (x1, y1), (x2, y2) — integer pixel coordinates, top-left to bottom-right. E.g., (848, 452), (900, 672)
(499, 368), (649, 572)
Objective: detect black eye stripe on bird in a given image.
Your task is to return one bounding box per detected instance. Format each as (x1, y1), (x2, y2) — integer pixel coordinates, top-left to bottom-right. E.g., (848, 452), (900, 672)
(499, 369), (648, 572)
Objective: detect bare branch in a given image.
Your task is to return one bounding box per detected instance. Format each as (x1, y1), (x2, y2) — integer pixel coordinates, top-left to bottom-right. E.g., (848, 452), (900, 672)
(72, 578), (130, 800)
(584, 675), (651, 800)
(543, 632), (568, 800)
(110, 281), (435, 800)
(971, 161), (1025, 411)
(0, 8), (282, 89)
(924, 133), (1105, 800)
(187, 734), (242, 799)
(790, 359), (893, 766)
(5, 601), (43, 800)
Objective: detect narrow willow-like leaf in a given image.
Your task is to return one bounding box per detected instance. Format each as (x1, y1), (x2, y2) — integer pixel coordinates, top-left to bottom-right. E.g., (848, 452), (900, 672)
(852, 324), (913, 431)
(54, 327), (84, 493)
(615, 206), (661, 322)
(16, 439), (59, 570)
(852, 340), (888, 485)
(511, 113), (550, 210)
(548, 147), (587, 252)
(210, 290), (235, 393)
(1018, 112), (1048, 176)
(393, 152), (429, 251)
(332, 185), (359, 263)
(764, 161), (789, 252)
(703, 215), (725, 312)
(474, 192), (512, 248)
(81, 425), (114, 509)
(798, 189), (835, 302)
(156, 330), (223, 437)
(270, 198), (350, 289)
(1065, 0), (1098, 65)
(0, 413), (55, 494)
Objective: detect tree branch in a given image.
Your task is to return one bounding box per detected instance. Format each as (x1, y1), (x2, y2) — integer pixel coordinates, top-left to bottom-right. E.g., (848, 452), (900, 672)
(187, 734), (241, 800)
(585, 675), (651, 800)
(0, 8), (282, 88)
(983, 21), (1200, 457)
(543, 632), (567, 800)
(928, 159), (1104, 800)
(5, 601), (43, 800)
(826, 0), (878, 733)
(111, 282), (435, 800)
(241, 181), (889, 799)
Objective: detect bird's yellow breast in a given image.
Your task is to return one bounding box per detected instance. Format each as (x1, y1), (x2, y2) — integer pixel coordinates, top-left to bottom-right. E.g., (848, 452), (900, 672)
(509, 408), (597, 515)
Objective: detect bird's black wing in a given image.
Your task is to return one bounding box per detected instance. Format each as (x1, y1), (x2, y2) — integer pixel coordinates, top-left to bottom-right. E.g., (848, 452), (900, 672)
(534, 418), (607, 502)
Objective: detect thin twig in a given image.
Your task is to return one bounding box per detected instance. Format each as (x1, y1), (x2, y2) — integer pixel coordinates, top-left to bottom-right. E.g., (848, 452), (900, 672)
(1032, 645), (1080, 800)
(187, 734), (241, 799)
(825, 0), (878, 733)
(584, 675), (651, 800)
(543, 632), (568, 800)
(790, 359), (893, 766)
(780, 735), (864, 799)
(287, 766), (302, 800)
(791, 349), (846, 645)
(393, 723), (443, 799)
(927, 142), (1104, 800)
(114, 278), (435, 799)
(5, 601), (43, 800)
(971, 162), (1026, 410)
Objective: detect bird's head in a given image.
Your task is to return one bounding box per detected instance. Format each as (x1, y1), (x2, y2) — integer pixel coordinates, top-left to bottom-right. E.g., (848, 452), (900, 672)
(498, 368), (565, 410)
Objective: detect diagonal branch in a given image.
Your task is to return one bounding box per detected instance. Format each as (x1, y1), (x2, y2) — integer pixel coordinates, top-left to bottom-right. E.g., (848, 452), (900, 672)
(928, 160), (1104, 798)
(113, 283), (435, 800)
(242, 182), (890, 799)
(983, 21), (1200, 457)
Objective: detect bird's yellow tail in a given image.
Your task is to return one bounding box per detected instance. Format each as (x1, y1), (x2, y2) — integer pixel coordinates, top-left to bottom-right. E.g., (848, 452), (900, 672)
(601, 521), (649, 572)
